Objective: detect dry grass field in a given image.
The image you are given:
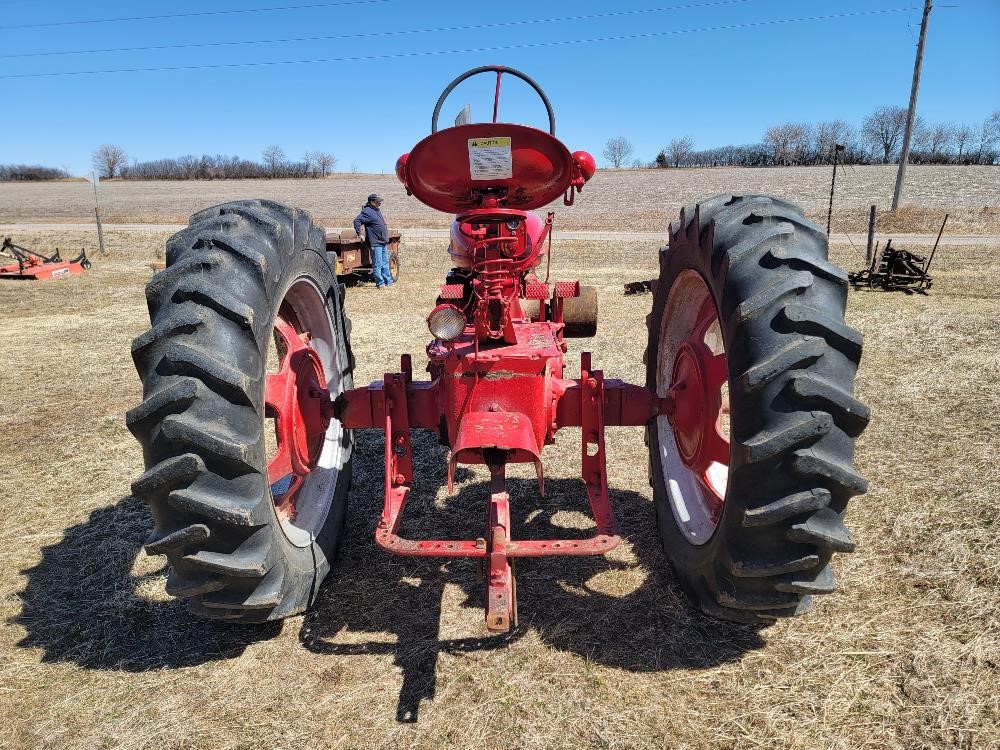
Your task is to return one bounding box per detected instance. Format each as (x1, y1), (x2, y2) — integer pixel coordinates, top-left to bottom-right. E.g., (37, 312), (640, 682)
(1, 221), (997, 749)
(1, 165), (998, 234)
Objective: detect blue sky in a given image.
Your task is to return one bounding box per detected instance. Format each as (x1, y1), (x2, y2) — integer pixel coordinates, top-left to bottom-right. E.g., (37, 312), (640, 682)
(1, 0), (997, 174)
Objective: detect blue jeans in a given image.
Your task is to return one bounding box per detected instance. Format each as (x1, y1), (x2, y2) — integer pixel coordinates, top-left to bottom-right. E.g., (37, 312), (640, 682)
(371, 244), (393, 287)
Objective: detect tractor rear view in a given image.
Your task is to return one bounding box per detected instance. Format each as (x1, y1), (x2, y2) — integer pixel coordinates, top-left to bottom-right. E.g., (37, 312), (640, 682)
(127, 66), (869, 631)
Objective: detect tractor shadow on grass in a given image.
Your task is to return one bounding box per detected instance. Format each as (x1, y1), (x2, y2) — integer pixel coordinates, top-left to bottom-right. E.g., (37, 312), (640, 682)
(12, 496), (277, 671)
(300, 429), (765, 723)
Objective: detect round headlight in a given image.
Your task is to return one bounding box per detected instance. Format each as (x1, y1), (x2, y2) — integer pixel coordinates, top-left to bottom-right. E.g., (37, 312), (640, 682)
(427, 304), (466, 341)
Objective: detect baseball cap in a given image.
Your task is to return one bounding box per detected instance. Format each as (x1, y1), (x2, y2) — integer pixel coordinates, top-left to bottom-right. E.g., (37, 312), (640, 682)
(368, 193), (383, 203)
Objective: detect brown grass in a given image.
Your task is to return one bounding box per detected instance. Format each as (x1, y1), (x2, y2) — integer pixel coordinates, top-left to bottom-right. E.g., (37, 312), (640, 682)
(1, 228), (998, 749)
(2, 165), (998, 233)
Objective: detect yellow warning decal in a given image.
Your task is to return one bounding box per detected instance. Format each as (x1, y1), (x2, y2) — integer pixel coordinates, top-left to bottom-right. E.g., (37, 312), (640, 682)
(468, 137), (511, 148)
(468, 137), (513, 180)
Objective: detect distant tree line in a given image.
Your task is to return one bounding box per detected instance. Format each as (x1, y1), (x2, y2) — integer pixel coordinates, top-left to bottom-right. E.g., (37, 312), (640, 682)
(0, 164), (71, 181)
(604, 107), (1000, 169)
(115, 145), (339, 180)
(1, 144), (343, 182)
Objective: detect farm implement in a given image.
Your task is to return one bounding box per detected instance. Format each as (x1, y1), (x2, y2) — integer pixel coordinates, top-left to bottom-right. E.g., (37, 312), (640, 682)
(325, 229), (402, 283)
(848, 239), (934, 293)
(128, 66), (870, 632)
(849, 213), (946, 294)
(0, 236), (90, 280)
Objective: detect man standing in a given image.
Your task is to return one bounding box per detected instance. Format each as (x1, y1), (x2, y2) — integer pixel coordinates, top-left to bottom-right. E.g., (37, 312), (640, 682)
(354, 193), (393, 289)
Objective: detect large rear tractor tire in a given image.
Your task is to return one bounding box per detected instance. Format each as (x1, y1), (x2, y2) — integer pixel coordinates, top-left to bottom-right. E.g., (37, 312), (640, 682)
(127, 200), (354, 623)
(646, 195), (869, 624)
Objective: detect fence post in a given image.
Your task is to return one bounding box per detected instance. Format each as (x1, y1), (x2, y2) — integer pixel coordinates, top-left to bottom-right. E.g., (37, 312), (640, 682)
(865, 204), (877, 266)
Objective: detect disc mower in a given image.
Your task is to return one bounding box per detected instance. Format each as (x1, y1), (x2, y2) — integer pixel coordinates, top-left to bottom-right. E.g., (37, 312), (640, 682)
(128, 66), (869, 631)
(0, 236), (90, 280)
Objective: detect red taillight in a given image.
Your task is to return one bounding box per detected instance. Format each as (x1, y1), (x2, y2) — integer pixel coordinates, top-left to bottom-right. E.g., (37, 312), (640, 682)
(572, 151), (596, 182)
(395, 153), (409, 184)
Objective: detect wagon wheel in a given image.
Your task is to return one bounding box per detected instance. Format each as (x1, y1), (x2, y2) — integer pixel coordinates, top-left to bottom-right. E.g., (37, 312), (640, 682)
(388, 249), (401, 283)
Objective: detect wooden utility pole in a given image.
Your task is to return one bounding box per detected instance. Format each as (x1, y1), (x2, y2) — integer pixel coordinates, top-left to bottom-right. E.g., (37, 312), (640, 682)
(892, 0), (932, 210)
(87, 170), (106, 255)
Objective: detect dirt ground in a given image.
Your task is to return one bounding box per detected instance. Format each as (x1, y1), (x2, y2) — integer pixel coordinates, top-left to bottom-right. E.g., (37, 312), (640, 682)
(1, 165), (998, 234)
(0, 223), (997, 749)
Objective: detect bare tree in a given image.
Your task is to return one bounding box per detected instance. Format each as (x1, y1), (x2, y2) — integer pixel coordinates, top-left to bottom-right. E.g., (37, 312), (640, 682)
(667, 136), (695, 168)
(975, 112), (1000, 164)
(953, 124), (974, 162)
(815, 120), (854, 163)
(313, 151), (337, 177)
(602, 136), (634, 168)
(861, 106), (910, 163)
(262, 145), (286, 176)
(350, 162), (359, 174)
(764, 123), (811, 165)
(303, 151), (317, 175)
(918, 122), (954, 162)
(91, 144), (128, 178)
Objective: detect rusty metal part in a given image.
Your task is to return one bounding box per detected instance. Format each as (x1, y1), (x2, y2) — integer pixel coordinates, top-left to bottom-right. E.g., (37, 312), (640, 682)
(623, 279), (655, 295)
(848, 237), (934, 293)
(923, 213), (948, 276)
(324, 229), (402, 277)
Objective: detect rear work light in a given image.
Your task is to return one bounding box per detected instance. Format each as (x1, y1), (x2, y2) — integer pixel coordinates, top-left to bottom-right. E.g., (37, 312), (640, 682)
(427, 304), (466, 341)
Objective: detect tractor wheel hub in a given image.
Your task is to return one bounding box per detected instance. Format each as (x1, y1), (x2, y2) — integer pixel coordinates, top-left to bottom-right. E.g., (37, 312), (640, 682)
(670, 341), (709, 467)
(265, 314), (332, 521)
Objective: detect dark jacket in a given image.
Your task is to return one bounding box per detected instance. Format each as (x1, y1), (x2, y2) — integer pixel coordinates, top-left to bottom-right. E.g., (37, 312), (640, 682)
(353, 204), (389, 246)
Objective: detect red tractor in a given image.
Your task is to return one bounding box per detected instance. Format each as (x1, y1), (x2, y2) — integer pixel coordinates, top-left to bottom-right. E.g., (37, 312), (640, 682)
(128, 67), (869, 631)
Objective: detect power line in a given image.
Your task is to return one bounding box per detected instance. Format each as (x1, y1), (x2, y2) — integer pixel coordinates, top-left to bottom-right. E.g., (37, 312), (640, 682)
(0, 7), (916, 80)
(0, 1), (750, 59)
(0, 0), (392, 30)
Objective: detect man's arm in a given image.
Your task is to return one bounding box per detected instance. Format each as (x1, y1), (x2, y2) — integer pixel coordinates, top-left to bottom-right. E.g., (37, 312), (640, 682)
(353, 211), (364, 237)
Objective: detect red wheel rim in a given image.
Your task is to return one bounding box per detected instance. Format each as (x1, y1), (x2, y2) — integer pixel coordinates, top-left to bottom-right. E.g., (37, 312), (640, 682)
(265, 302), (333, 522)
(656, 270), (731, 544)
(669, 295), (729, 516)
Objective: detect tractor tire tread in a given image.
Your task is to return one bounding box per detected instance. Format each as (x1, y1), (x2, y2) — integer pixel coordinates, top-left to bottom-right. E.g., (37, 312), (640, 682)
(741, 488), (831, 527)
(739, 411), (833, 463)
(774, 564), (837, 594)
(171, 278), (257, 330)
(131, 307), (209, 359)
(145, 523), (211, 556)
(781, 303), (864, 360)
(647, 194), (868, 626)
(785, 373), (870, 437)
(159, 342), (258, 407)
(129, 200), (353, 623)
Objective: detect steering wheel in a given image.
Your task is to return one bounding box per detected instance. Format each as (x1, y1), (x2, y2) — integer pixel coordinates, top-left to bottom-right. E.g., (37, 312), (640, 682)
(431, 65), (556, 136)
